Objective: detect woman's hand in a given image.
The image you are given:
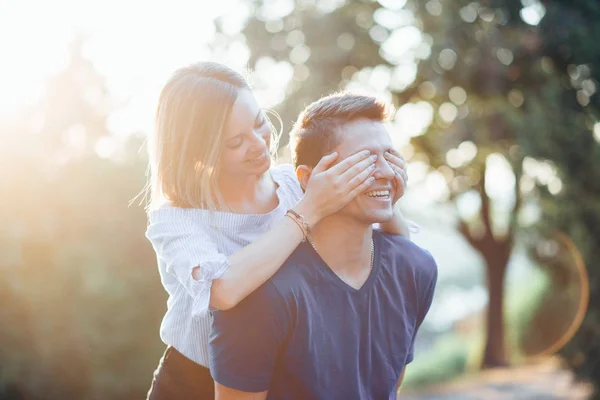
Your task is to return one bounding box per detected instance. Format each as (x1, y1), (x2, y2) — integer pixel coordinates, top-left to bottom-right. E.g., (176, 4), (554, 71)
(383, 149), (408, 205)
(379, 148), (413, 238)
(294, 150), (377, 227)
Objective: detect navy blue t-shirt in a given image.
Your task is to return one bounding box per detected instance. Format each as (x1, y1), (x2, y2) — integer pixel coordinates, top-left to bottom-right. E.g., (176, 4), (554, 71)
(209, 231), (438, 400)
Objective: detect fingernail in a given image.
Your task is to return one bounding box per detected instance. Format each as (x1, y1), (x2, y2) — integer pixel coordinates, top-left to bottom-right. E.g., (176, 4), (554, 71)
(363, 150), (371, 156)
(370, 155), (378, 161)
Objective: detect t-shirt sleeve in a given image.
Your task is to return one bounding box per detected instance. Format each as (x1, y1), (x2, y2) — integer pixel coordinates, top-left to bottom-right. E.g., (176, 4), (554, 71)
(145, 208), (231, 318)
(209, 282), (291, 392)
(406, 251), (438, 364)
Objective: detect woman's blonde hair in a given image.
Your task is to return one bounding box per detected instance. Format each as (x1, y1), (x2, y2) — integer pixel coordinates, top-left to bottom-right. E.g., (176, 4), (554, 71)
(143, 62), (279, 212)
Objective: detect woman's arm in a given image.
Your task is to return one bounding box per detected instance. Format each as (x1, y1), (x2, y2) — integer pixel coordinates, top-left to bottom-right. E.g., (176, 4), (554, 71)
(378, 208), (412, 238)
(215, 384), (267, 400)
(207, 211), (306, 310)
(378, 149), (413, 238)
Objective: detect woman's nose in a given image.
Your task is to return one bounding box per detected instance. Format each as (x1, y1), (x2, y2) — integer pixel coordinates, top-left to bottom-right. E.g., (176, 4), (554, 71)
(249, 130), (267, 148)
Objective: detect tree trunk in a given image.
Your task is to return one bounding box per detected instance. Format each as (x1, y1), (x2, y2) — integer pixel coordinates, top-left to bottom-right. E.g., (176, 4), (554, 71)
(481, 256), (509, 368)
(457, 163), (519, 369)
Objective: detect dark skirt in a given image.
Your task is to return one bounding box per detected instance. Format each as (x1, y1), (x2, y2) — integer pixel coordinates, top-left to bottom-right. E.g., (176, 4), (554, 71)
(147, 346), (215, 400)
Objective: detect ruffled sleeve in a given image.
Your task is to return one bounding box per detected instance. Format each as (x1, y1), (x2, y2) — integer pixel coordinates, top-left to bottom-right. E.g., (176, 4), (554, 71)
(146, 208), (231, 318)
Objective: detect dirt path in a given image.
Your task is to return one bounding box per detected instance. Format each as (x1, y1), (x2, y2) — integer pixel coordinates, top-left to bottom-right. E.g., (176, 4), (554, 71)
(400, 358), (594, 400)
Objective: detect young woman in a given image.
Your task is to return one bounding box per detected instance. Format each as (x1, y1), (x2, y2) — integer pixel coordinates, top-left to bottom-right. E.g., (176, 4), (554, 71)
(144, 61), (412, 399)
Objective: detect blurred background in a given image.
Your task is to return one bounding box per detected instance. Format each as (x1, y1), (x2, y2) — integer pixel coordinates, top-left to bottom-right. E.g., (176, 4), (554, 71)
(1, 0), (599, 399)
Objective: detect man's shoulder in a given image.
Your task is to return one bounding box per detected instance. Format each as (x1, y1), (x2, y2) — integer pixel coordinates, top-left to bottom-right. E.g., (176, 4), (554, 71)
(224, 245), (315, 317)
(375, 231), (437, 281)
(375, 230), (432, 260)
(268, 243), (320, 295)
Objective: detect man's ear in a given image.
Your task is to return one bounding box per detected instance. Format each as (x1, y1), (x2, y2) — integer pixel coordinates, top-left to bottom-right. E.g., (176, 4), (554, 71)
(296, 165), (313, 192)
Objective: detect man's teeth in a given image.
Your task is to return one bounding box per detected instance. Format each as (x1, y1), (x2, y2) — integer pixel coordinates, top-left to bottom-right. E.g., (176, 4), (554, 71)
(366, 190), (390, 198)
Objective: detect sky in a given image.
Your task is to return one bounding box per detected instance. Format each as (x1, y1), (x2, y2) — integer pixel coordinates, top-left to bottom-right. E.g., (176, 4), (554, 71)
(0, 0), (436, 137)
(0, 0), (245, 133)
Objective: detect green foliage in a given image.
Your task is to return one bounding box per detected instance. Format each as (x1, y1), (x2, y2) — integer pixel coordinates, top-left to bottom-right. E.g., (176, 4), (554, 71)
(402, 333), (470, 390)
(525, 1), (600, 393)
(0, 40), (165, 400)
(505, 265), (551, 361)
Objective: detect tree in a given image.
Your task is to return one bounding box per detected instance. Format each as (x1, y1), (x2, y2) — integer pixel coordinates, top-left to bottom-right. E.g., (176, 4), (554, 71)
(393, 0), (542, 369)
(214, 0), (386, 137)
(521, 0), (600, 392)
(0, 35), (164, 399)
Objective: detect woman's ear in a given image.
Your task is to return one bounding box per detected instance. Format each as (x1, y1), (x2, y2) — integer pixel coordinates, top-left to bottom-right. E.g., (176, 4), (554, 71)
(296, 165), (313, 192)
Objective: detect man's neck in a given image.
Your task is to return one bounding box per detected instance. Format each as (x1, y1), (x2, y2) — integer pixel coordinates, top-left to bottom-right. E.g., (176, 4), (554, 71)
(310, 215), (373, 279)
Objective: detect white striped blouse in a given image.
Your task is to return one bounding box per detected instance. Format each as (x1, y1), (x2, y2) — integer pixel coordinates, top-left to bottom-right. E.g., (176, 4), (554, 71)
(145, 164), (304, 367)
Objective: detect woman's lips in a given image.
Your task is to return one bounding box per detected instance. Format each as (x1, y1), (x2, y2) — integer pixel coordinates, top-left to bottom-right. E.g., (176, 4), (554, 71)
(247, 152), (267, 164)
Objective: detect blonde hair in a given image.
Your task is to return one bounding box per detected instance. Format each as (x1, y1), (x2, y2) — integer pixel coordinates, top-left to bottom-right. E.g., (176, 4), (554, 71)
(142, 62), (278, 212)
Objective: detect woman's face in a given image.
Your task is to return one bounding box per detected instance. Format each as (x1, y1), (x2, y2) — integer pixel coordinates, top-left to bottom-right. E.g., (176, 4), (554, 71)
(219, 89), (272, 180)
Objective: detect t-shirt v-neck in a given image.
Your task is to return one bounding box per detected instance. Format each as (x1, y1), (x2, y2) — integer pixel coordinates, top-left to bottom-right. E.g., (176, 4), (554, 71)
(306, 239), (380, 293)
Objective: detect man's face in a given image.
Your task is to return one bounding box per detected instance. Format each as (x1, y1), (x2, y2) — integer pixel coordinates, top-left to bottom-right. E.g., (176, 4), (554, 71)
(329, 118), (397, 224)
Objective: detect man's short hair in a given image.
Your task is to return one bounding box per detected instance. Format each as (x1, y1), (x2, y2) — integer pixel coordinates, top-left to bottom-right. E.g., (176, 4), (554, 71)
(289, 92), (392, 168)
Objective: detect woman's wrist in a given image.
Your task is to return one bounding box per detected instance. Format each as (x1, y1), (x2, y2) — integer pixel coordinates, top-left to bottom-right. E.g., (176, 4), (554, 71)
(292, 200), (321, 229)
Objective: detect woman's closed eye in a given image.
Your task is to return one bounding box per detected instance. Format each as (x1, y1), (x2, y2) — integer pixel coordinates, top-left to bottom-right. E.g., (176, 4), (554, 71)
(226, 114), (267, 149)
(227, 136), (244, 149)
(254, 113), (267, 129)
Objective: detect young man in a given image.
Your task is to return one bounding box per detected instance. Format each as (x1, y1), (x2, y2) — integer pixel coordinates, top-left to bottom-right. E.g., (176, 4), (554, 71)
(209, 93), (438, 400)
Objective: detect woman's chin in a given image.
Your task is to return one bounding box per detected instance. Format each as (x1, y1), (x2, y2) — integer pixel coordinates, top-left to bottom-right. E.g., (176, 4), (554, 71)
(221, 156), (272, 181)
(249, 154), (271, 173)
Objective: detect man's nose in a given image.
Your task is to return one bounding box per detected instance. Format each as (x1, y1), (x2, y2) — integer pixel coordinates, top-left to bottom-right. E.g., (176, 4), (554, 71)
(373, 155), (395, 181)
